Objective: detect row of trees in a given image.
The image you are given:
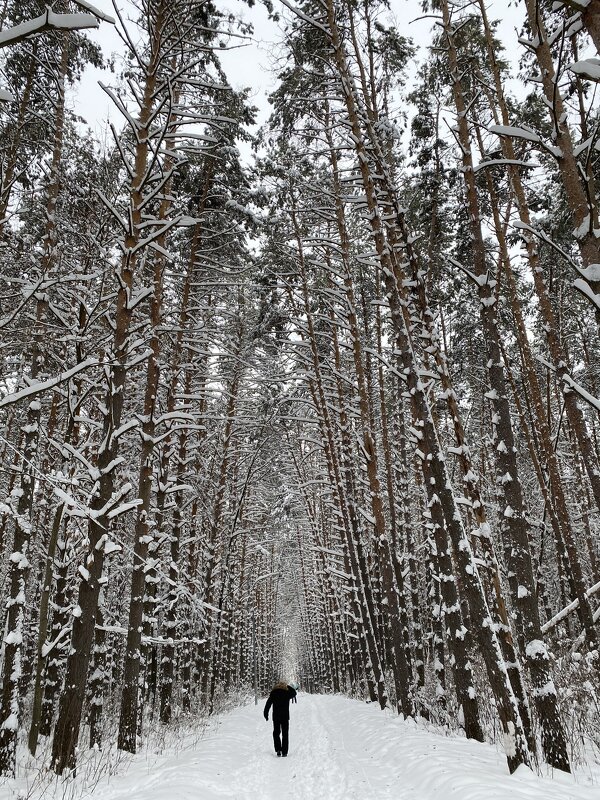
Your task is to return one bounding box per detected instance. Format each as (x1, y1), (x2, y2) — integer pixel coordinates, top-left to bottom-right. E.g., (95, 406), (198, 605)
(0, 0), (598, 783)
(0, 0), (290, 777)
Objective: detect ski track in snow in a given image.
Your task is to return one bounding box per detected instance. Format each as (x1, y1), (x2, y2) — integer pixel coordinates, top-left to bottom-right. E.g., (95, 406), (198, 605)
(1, 695), (598, 799)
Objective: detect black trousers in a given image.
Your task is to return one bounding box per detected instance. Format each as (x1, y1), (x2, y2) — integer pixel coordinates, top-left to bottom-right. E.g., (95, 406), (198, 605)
(272, 719), (289, 755)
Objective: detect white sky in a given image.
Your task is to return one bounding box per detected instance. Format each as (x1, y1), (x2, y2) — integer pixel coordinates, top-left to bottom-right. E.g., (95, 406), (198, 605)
(74, 0), (527, 141)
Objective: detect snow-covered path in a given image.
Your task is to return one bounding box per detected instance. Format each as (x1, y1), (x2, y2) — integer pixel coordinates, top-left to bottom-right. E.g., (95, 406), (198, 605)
(70, 695), (597, 800)
(2, 695), (597, 799)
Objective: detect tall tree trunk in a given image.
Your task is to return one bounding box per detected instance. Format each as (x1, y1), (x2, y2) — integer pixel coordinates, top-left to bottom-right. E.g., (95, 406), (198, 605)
(442, 3), (571, 768)
(51, 6), (167, 772)
(478, 0), (600, 653)
(322, 0), (531, 770)
(0, 31), (70, 775)
(117, 107), (184, 751)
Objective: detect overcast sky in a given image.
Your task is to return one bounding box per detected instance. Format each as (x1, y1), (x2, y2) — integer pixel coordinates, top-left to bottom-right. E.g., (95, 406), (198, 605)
(74, 0), (527, 139)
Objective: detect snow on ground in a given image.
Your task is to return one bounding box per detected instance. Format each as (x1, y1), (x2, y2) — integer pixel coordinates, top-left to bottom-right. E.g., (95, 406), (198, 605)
(1, 695), (598, 799)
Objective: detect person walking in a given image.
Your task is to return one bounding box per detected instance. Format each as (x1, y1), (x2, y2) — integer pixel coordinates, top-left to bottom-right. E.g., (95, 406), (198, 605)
(263, 681), (297, 757)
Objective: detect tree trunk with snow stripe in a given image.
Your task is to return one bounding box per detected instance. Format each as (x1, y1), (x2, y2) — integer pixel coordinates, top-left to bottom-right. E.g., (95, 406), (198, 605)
(50, 2), (170, 772)
(322, 0), (531, 771)
(477, 0), (600, 654)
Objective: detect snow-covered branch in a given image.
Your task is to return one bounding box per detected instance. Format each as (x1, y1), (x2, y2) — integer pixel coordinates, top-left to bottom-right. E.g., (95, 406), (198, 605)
(0, 9), (99, 48)
(541, 580), (600, 633)
(0, 359), (98, 410)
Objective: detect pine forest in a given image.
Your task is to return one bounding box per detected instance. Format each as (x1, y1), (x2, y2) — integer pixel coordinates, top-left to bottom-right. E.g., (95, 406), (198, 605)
(0, 0), (599, 796)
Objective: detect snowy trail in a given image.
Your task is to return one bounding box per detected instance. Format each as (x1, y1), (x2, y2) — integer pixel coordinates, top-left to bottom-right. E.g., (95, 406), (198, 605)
(3, 695), (598, 799)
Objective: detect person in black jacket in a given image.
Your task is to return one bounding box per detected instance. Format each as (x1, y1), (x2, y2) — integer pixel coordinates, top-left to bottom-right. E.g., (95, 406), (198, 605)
(263, 681), (297, 757)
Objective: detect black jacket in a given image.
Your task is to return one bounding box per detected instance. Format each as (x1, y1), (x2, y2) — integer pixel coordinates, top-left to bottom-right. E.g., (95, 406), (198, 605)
(264, 685), (297, 722)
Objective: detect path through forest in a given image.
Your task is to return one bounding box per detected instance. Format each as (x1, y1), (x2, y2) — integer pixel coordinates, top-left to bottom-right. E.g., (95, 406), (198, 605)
(9, 695), (595, 800)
